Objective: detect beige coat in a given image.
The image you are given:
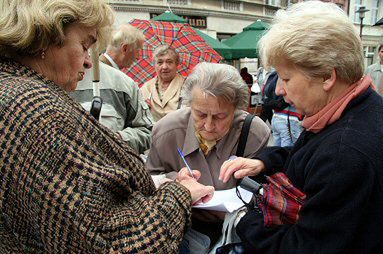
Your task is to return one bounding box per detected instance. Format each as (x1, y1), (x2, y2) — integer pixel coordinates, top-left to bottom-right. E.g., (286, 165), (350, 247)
(140, 74), (185, 121)
(145, 107), (271, 190)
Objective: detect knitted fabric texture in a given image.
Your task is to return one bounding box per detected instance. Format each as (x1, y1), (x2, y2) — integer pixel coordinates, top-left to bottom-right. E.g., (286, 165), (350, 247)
(0, 59), (192, 253)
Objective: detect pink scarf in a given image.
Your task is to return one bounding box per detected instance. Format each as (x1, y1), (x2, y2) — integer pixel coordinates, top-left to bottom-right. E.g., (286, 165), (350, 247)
(302, 76), (371, 133)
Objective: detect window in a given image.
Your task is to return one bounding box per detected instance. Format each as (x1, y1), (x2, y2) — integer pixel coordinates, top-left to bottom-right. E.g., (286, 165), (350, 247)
(364, 46), (376, 66)
(371, 0), (381, 24)
(222, 0), (242, 11)
(166, 0), (189, 5)
(111, 0), (140, 2)
(267, 0), (281, 6)
(265, 7), (277, 16)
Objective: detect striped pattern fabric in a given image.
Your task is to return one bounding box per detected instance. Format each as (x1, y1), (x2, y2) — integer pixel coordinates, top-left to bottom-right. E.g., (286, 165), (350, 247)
(0, 59), (192, 253)
(259, 173), (306, 226)
(123, 19), (222, 87)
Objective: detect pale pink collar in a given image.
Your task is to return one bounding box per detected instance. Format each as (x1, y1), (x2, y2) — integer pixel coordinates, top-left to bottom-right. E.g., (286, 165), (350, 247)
(302, 76), (371, 133)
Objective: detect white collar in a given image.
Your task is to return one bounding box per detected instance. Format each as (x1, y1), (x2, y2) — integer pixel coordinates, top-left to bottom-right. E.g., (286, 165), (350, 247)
(103, 53), (119, 70)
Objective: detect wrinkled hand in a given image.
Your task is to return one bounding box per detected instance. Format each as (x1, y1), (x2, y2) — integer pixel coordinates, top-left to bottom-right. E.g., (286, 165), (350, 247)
(219, 157), (265, 183)
(179, 179), (214, 205)
(192, 209), (226, 222)
(177, 167), (201, 182)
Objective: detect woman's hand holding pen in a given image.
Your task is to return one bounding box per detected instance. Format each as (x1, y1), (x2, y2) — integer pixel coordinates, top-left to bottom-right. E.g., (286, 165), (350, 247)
(177, 167), (215, 205)
(177, 167), (200, 181)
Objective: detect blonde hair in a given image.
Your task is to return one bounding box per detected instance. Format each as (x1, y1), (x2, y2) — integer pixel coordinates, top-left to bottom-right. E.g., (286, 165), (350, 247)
(182, 62), (249, 110)
(259, 1), (364, 84)
(0, 0), (114, 58)
(110, 24), (144, 50)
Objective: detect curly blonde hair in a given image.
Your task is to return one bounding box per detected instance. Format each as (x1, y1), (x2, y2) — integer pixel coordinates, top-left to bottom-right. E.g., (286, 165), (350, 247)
(0, 0), (114, 58)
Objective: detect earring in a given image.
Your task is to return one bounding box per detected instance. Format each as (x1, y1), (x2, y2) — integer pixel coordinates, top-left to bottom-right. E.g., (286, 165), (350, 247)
(41, 51), (45, 59)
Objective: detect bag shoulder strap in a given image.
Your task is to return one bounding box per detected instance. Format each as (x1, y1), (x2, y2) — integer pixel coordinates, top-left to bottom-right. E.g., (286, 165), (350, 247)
(236, 113), (255, 157)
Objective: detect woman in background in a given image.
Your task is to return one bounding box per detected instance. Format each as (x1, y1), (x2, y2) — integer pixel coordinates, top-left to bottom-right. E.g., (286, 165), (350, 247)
(141, 45), (185, 121)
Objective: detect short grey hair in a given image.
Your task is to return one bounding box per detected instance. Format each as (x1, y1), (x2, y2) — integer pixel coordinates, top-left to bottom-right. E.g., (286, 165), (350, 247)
(182, 62), (249, 110)
(153, 45), (180, 64)
(110, 24), (144, 50)
(259, 1), (363, 84)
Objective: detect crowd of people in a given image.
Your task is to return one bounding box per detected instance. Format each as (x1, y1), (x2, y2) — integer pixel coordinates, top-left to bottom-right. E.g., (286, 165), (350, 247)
(1, 0), (383, 253)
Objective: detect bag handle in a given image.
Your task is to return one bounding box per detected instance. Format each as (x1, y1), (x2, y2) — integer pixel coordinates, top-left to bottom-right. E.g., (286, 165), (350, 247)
(236, 114), (255, 157)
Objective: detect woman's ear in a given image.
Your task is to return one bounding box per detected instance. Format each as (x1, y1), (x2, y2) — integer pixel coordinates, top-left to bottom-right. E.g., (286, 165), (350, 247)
(323, 68), (337, 92)
(121, 43), (128, 54)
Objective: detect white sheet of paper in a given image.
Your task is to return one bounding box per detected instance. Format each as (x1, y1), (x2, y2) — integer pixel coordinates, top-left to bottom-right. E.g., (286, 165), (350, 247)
(193, 187), (253, 213)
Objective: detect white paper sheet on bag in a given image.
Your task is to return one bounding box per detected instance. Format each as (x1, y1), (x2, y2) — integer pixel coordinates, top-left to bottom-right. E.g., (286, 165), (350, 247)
(193, 187), (253, 212)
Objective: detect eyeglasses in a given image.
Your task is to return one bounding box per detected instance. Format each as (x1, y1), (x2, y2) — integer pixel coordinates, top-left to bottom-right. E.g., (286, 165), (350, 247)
(235, 179), (263, 211)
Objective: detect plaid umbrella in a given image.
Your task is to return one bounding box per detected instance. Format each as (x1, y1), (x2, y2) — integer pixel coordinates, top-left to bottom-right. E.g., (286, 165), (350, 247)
(123, 19), (222, 87)
(258, 172), (306, 227)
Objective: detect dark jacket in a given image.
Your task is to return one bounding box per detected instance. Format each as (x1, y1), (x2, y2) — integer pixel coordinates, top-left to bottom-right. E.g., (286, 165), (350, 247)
(237, 87), (383, 253)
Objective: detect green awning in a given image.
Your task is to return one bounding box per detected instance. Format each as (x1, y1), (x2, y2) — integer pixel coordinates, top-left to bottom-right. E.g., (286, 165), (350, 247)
(223, 20), (269, 59)
(192, 28), (232, 59)
(152, 11), (188, 23)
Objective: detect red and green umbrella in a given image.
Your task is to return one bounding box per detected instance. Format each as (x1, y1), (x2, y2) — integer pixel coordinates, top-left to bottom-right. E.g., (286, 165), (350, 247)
(123, 19), (222, 87)
(152, 11), (232, 59)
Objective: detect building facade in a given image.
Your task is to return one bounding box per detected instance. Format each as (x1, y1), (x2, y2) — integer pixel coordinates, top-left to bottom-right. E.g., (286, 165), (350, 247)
(110, 0), (383, 65)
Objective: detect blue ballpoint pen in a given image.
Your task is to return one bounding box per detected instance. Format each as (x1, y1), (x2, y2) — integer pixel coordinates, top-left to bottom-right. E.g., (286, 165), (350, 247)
(177, 147), (196, 179)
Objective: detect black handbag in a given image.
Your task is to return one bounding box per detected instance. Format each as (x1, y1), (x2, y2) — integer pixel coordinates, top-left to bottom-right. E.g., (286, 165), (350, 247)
(236, 113), (255, 157)
(216, 242), (246, 254)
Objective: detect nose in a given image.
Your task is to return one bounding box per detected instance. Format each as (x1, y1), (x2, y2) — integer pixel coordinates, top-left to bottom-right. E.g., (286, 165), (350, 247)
(84, 52), (92, 69)
(275, 77), (286, 96)
(161, 62), (169, 69)
(204, 115), (214, 131)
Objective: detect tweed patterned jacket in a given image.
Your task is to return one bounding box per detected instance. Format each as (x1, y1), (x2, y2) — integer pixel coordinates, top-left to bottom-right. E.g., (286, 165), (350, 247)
(0, 59), (191, 253)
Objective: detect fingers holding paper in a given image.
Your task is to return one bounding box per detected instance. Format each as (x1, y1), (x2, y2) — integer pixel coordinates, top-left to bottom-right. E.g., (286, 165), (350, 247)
(219, 157), (265, 183)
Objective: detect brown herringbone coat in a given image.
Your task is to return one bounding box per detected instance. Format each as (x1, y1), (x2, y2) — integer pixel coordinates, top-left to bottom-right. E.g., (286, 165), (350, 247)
(0, 59), (191, 253)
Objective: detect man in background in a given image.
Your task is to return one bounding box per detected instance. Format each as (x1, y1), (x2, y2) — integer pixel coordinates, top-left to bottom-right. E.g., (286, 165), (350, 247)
(240, 67), (253, 87)
(365, 43), (383, 96)
(100, 24), (143, 69)
(71, 24), (154, 154)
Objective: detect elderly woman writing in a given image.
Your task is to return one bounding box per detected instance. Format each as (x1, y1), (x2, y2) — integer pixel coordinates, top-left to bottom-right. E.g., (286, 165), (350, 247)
(0, 0), (214, 252)
(146, 62), (270, 245)
(219, 1), (383, 253)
